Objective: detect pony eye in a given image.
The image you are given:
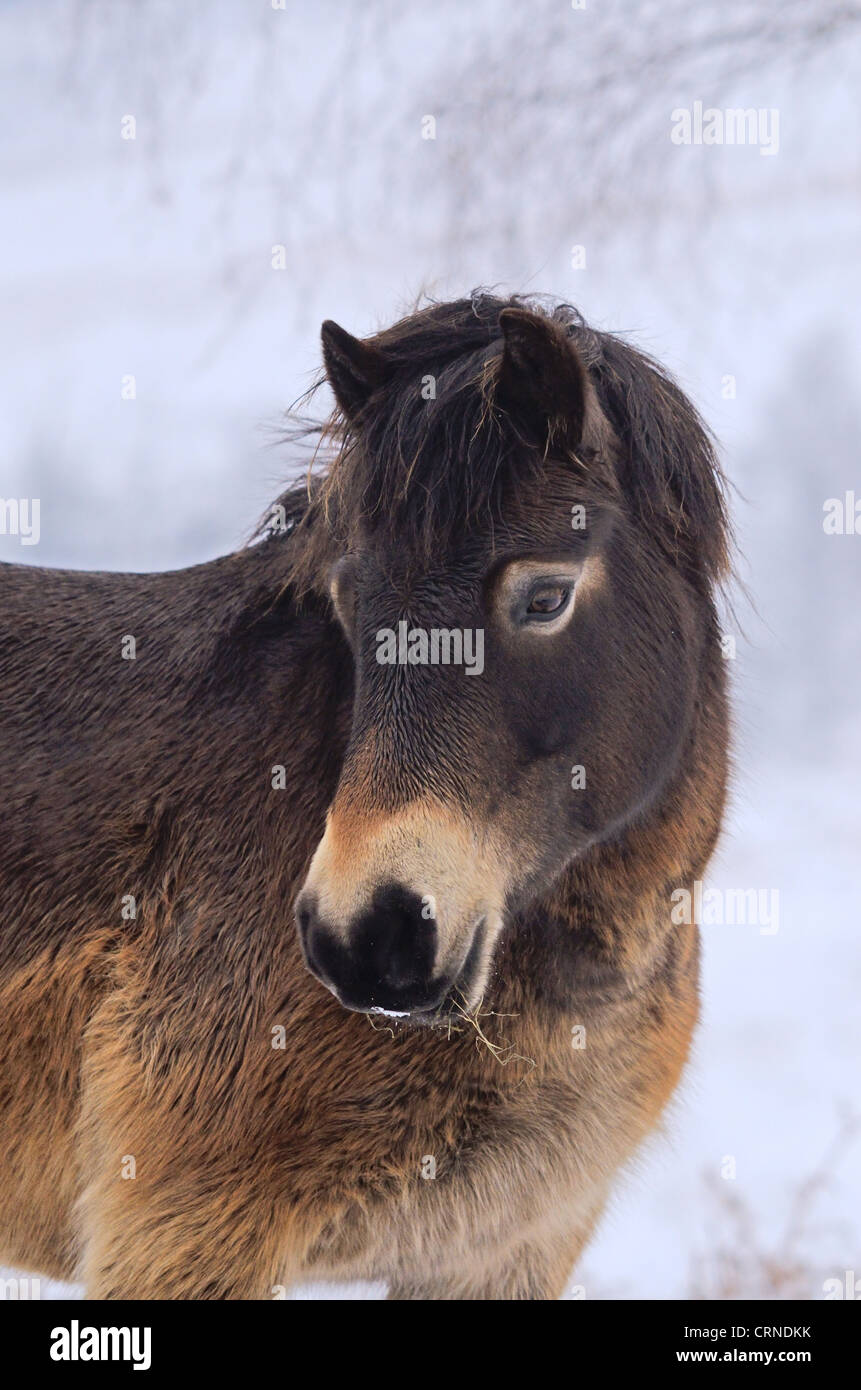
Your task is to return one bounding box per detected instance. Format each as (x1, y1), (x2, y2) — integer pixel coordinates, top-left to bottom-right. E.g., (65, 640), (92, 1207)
(525, 585), (570, 618)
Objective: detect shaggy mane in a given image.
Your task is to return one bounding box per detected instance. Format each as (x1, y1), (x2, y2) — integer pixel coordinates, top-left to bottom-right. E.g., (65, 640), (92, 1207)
(256, 292), (730, 597)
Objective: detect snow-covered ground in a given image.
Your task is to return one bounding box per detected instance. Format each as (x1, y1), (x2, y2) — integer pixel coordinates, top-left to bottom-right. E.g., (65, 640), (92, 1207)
(1, 0), (858, 1299)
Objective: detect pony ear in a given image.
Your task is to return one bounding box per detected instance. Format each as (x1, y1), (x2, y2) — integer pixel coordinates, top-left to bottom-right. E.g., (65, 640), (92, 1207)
(321, 319), (390, 419)
(497, 307), (592, 449)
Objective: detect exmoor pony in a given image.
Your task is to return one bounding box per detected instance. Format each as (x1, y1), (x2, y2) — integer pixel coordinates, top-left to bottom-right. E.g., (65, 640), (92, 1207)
(0, 294), (730, 1299)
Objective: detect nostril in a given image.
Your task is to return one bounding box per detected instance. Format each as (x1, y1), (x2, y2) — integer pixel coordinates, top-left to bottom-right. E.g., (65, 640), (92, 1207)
(298, 916), (343, 995)
(295, 893), (331, 980)
(294, 892), (316, 937)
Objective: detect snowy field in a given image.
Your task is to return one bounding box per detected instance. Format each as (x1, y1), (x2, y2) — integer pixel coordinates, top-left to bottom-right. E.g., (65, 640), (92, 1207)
(1, 1), (859, 1299)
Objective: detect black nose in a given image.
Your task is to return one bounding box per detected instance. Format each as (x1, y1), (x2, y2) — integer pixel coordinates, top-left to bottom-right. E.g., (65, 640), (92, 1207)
(296, 882), (442, 1014)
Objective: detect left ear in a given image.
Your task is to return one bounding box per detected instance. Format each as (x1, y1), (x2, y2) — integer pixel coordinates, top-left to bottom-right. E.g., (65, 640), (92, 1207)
(321, 319), (391, 420)
(496, 307), (595, 450)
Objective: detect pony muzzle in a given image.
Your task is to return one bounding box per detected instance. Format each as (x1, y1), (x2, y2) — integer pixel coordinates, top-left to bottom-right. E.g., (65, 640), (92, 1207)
(294, 805), (504, 1017)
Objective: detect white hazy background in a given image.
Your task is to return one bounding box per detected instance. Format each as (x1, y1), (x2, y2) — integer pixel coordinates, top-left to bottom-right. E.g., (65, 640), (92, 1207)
(1, 0), (859, 1300)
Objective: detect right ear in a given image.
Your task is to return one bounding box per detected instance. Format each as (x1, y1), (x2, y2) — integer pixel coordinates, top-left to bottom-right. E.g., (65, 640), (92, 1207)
(321, 319), (391, 419)
(496, 307), (593, 450)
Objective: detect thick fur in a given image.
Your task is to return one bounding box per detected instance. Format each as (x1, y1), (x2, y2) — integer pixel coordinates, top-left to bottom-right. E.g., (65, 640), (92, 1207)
(0, 294), (729, 1298)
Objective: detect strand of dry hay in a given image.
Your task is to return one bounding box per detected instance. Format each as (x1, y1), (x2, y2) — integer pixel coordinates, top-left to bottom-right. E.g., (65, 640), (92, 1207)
(446, 991), (536, 1078)
(365, 1014), (400, 1041)
(365, 992), (536, 1077)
